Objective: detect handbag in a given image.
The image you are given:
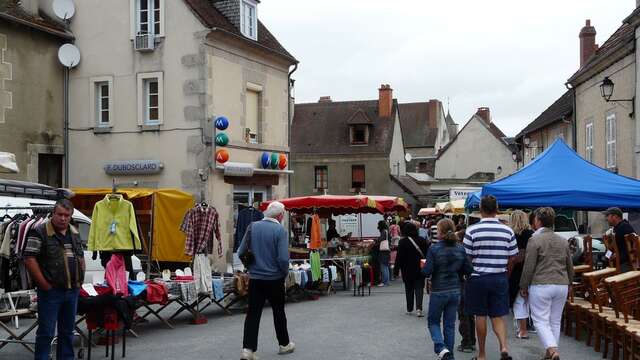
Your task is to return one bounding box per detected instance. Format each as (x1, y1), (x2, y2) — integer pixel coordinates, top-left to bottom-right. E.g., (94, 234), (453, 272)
(239, 223), (255, 267)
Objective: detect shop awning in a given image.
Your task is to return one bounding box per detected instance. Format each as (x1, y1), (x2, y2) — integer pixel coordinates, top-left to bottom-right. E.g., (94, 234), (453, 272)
(369, 195), (409, 213)
(435, 199), (466, 214)
(0, 152), (19, 173)
(481, 139), (640, 210)
(71, 188), (195, 262)
(418, 207), (439, 216)
(260, 195), (385, 216)
(464, 191), (482, 210)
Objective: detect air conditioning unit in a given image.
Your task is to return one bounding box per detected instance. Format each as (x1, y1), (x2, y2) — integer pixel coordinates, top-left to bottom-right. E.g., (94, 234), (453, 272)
(134, 33), (155, 52)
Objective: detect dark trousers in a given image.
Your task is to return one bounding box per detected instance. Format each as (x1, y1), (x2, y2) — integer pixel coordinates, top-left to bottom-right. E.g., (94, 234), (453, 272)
(35, 288), (79, 360)
(458, 285), (476, 347)
(242, 278), (290, 351)
(404, 277), (425, 312)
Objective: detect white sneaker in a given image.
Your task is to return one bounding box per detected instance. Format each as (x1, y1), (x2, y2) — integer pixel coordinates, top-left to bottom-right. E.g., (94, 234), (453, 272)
(377, 283), (386, 287)
(278, 342), (295, 355)
(405, 310), (414, 316)
(416, 310), (425, 317)
(437, 349), (452, 360)
(240, 348), (258, 360)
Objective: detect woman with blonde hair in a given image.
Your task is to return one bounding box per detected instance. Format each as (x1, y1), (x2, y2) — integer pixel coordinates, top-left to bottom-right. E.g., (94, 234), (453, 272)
(508, 210), (534, 339)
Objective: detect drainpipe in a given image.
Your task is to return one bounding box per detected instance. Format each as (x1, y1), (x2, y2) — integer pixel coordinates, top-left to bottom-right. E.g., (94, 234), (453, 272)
(565, 82), (577, 150)
(63, 66), (69, 187)
(287, 63), (298, 198)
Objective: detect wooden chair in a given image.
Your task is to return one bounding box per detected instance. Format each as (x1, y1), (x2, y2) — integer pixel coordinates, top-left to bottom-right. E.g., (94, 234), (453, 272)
(625, 234), (640, 271)
(574, 267), (617, 348)
(574, 235), (594, 275)
(604, 271), (640, 360)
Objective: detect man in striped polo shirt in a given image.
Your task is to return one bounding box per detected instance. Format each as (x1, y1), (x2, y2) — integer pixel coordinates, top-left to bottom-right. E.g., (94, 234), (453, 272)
(463, 195), (518, 360)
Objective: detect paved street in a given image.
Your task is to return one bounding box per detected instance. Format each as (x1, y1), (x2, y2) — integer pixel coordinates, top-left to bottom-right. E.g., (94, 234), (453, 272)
(3, 281), (602, 360)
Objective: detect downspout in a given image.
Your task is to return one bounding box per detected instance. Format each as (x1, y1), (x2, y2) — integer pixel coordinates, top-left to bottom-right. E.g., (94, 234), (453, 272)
(565, 82), (577, 150)
(287, 63), (298, 198)
(64, 67), (69, 187)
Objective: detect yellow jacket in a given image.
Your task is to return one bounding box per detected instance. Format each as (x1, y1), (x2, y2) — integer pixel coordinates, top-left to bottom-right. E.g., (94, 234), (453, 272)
(88, 195), (142, 251)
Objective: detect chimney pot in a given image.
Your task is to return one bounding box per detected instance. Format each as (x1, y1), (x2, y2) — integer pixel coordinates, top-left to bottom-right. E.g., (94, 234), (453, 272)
(318, 96), (332, 103)
(378, 84), (393, 118)
(579, 19), (597, 68)
(476, 107), (491, 124)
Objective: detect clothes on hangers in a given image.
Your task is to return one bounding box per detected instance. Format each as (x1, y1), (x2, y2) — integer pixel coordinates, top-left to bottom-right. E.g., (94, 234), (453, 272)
(309, 215), (322, 250)
(181, 204), (222, 257)
(310, 252), (321, 281)
(88, 194), (142, 252)
(193, 254), (213, 294)
(233, 206), (264, 252)
(0, 214), (48, 292)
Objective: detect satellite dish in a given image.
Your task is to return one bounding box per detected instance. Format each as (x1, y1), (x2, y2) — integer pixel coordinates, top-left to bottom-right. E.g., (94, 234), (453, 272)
(53, 0), (75, 20)
(58, 43), (80, 68)
(404, 153), (413, 162)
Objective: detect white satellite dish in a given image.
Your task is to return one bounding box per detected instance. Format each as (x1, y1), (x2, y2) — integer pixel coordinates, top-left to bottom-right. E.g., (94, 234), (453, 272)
(58, 43), (80, 68)
(53, 0), (75, 20)
(404, 153), (413, 162)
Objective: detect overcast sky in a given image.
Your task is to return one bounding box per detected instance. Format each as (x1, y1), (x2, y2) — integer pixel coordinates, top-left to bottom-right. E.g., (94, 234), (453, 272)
(260, 1), (636, 136)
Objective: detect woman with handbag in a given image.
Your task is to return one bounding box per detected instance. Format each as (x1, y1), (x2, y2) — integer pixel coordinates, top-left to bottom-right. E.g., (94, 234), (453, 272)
(377, 221), (391, 287)
(393, 221), (429, 317)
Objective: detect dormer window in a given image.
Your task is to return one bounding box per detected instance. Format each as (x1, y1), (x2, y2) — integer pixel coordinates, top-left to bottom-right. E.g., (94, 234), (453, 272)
(350, 125), (370, 145)
(241, 0), (258, 40)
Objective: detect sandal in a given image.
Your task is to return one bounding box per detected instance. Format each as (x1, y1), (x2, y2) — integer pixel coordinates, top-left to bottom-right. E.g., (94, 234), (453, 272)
(516, 333), (530, 339)
(550, 351), (560, 360)
(456, 345), (475, 353)
(501, 351), (513, 360)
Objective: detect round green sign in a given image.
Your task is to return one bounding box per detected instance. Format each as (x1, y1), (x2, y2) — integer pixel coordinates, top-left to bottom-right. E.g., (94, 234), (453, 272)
(215, 133), (229, 146)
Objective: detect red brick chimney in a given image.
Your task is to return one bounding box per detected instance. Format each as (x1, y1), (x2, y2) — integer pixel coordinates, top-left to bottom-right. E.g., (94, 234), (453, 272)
(579, 20), (598, 68)
(378, 84), (393, 118)
(427, 99), (440, 128)
(318, 96), (332, 103)
(476, 107), (491, 124)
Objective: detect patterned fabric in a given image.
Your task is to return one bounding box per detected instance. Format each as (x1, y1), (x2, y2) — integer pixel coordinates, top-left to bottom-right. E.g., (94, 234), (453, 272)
(463, 218), (518, 277)
(180, 205), (221, 257)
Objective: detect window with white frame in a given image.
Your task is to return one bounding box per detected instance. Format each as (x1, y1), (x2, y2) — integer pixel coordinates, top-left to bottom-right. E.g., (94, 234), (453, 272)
(530, 140), (539, 160)
(245, 84), (262, 143)
(606, 113), (617, 169)
(241, 0), (258, 40)
(137, 72), (163, 126)
(132, 0), (164, 37)
(90, 76), (114, 127)
(585, 122), (593, 162)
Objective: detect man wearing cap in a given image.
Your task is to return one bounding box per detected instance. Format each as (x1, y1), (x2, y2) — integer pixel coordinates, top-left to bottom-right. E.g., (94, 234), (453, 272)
(604, 207), (636, 272)
(237, 201), (294, 360)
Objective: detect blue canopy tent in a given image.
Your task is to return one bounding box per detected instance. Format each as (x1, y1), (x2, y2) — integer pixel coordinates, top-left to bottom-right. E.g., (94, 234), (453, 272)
(480, 139), (640, 210)
(464, 191), (481, 210)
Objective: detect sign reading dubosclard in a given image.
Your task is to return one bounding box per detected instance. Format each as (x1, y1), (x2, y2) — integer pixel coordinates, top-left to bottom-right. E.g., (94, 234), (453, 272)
(103, 160), (164, 175)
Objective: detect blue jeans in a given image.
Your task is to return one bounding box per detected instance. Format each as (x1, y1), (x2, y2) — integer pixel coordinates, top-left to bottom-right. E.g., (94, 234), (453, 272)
(428, 290), (460, 357)
(379, 252), (390, 285)
(36, 288), (79, 360)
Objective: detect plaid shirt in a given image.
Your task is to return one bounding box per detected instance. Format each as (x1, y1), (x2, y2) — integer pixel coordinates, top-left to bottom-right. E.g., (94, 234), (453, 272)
(180, 206), (221, 257)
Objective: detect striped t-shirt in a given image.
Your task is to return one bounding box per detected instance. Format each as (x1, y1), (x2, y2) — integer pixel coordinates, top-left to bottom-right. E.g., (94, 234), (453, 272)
(463, 218), (518, 276)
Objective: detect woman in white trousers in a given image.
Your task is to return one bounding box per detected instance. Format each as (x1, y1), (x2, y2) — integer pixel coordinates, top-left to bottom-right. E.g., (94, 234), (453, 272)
(519, 207), (574, 360)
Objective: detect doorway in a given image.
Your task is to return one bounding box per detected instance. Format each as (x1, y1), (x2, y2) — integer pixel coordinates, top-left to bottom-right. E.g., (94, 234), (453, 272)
(38, 154), (63, 188)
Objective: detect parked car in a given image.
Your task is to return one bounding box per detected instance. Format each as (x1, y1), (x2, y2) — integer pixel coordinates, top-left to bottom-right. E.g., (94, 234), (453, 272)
(554, 215), (605, 264)
(0, 196), (141, 284)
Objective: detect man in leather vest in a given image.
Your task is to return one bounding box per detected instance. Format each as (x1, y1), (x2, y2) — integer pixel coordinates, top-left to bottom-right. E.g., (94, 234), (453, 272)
(24, 199), (85, 360)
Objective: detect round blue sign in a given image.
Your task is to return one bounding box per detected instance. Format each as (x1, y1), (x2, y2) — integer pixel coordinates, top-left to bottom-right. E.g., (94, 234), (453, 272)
(261, 152), (271, 169)
(215, 116), (229, 130)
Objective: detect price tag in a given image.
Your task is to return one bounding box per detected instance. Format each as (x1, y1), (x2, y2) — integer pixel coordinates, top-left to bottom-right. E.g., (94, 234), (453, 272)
(605, 250), (613, 259)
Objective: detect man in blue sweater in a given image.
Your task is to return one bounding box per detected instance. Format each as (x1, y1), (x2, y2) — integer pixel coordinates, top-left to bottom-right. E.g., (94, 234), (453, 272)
(238, 201), (294, 360)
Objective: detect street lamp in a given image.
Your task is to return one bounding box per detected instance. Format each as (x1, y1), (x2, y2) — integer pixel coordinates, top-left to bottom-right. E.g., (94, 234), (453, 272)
(600, 76), (635, 117)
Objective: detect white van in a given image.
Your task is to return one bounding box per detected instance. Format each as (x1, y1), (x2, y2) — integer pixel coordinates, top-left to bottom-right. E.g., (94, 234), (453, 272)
(0, 196), (141, 284)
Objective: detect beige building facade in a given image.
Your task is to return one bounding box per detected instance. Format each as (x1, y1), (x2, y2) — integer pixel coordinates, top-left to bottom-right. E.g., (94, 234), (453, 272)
(68, 0), (296, 268)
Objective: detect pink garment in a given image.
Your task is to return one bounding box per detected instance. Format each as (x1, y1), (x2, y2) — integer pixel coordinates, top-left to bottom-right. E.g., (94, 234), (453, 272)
(105, 254), (129, 296)
(389, 224), (401, 238)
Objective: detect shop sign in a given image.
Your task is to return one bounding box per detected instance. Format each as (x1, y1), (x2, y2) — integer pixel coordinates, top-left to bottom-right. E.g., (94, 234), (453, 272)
(449, 187), (481, 202)
(338, 215), (359, 235)
(104, 160), (164, 175)
(224, 162), (255, 177)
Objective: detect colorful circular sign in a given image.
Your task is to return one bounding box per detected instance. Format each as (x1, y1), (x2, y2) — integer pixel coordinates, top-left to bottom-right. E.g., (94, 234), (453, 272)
(270, 153), (279, 169)
(261, 152), (271, 169)
(215, 116), (229, 130)
(278, 154), (288, 170)
(215, 133), (229, 146)
(215, 149), (229, 164)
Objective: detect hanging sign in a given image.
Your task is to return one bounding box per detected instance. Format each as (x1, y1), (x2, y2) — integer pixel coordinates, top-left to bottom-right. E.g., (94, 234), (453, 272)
(103, 160), (163, 175)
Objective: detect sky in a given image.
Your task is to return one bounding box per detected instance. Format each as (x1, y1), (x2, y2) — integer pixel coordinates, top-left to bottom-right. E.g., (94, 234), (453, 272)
(260, 0), (636, 136)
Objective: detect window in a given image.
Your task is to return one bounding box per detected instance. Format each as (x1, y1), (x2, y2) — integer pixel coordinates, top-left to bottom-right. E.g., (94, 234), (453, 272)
(90, 76), (114, 127)
(38, 154), (63, 188)
(606, 113), (617, 169)
(241, 0), (258, 40)
(350, 125), (369, 145)
(585, 122), (593, 162)
(314, 166), (328, 190)
(131, 0), (164, 37)
(246, 88), (260, 143)
(352, 165), (365, 191)
(530, 141), (539, 160)
(418, 162), (428, 173)
(137, 72), (163, 126)
(96, 82), (110, 125)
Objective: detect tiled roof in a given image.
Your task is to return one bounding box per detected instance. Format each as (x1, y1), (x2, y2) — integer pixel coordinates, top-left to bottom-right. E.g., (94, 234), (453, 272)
(291, 99), (398, 156)
(399, 102), (438, 148)
(183, 0), (296, 63)
(516, 90), (573, 139)
(445, 112), (456, 126)
(567, 21), (635, 84)
(391, 175), (430, 197)
(0, 0), (72, 39)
